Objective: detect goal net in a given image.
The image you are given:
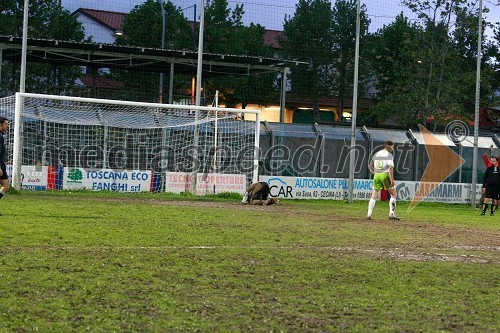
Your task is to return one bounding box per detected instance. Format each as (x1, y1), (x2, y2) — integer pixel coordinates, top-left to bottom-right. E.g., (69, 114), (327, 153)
(3, 93), (260, 194)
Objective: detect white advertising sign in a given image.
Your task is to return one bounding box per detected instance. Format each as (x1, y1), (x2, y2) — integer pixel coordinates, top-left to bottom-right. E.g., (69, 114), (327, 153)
(63, 168), (152, 192)
(394, 181), (482, 204)
(21, 165), (48, 190)
(165, 172), (247, 195)
(261, 176), (373, 200)
(7, 165), (48, 190)
(261, 176), (482, 204)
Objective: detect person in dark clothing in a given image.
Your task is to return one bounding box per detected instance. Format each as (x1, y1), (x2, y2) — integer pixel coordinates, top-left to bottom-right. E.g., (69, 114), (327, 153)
(0, 117), (10, 209)
(242, 181), (271, 204)
(481, 156), (500, 216)
(480, 145), (495, 207)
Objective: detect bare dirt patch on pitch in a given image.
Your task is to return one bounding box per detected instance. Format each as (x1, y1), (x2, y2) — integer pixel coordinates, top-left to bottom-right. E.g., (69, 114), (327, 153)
(89, 197), (500, 264)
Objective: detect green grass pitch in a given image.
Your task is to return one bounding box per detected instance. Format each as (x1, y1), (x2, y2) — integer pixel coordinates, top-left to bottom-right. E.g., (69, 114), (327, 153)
(0, 191), (498, 332)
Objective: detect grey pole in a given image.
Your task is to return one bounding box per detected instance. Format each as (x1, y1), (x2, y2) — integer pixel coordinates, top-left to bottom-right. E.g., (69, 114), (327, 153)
(20, 0), (29, 93)
(168, 63), (174, 104)
(13, 0), (30, 190)
(471, 0), (483, 208)
(279, 67), (289, 123)
(348, 0), (361, 203)
(195, 0), (204, 107)
(158, 0), (165, 103)
(191, 0), (205, 193)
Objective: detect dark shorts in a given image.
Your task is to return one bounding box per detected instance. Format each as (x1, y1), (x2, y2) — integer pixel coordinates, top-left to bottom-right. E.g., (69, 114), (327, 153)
(485, 187), (500, 200)
(0, 162), (7, 180)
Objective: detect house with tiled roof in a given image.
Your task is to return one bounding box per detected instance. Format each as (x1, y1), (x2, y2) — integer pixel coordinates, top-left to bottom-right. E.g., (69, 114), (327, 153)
(72, 8), (125, 44)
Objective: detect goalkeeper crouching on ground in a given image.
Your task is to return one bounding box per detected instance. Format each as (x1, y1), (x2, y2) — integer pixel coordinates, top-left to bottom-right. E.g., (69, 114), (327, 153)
(242, 181), (281, 206)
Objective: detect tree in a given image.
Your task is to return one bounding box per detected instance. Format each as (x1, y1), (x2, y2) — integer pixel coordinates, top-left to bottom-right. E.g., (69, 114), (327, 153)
(366, 14), (427, 125)
(282, 0), (335, 122)
(201, 0), (276, 108)
(365, 0), (497, 127)
(113, 0), (193, 102)
(116, 0), (192, 50)
(330, 0), (370, 121)
(451, 5), (497, 119)
(0, 0), (86, 95)
(491, 23), (500, 108)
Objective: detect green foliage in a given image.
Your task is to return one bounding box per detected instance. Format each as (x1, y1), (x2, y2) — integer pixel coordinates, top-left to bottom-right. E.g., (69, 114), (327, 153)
(110, 0), (193, 100)
(117, 0), (192, 50)
(364, 0), (498, 126)
(283, 0), (335, 122)
(330, 0), (370, 121)
(202, 0), (276, 108)
(282, 0), (370, 122)
(0, 0), (85, 96)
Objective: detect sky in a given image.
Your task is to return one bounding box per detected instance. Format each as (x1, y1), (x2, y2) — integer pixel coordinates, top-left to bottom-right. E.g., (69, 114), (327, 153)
(62, 0), (499, 35)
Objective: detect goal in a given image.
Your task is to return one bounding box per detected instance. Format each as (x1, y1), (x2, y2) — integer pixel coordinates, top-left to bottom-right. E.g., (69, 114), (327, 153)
(4, 93), (260, 194)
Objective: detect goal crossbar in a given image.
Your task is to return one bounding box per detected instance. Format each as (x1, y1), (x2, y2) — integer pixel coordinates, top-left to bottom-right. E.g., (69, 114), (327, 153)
(12, 93), (260, 189)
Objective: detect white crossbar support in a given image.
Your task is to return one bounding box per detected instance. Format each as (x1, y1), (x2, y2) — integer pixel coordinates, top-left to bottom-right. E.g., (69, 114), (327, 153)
(16, 93), (261, 116)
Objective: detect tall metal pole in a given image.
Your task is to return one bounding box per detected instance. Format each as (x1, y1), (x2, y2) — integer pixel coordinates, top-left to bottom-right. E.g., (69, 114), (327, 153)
(348, 0), (361, 203)
(471, 0), (483, 208)
(193, 4), (197, 51)
(168, 63), (174, 103)
(195, 0), (204, 108)
(191, 0), (205, 193)
(20, 0), (29, 93)
(13, 0), (30, 190)
(158, 0), (165, 104)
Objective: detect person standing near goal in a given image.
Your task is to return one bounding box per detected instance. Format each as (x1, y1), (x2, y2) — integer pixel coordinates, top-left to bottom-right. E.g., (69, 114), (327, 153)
(481, 156), (500, 216)
(367, 140), (400, 220)
(0, 117), (10, 207)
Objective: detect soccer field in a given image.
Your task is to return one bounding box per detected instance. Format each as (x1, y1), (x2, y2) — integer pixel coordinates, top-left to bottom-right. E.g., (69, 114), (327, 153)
(0, 192), (498, 332)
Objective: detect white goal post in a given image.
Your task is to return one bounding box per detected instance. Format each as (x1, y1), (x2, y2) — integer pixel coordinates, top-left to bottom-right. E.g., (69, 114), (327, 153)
(7, 92), (260, 193)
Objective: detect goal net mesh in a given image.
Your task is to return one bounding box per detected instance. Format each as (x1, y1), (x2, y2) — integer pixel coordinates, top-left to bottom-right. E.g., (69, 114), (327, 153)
(1, 94), (258, 193)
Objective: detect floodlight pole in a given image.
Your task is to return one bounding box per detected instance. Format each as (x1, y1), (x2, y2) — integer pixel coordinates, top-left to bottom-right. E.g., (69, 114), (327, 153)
(195, 0), (204, 109)
(471, 0), (483, 208)
(348, 0), (361, 204)
(20, 0), (29, 94)
(191, 0), (205, 193)
(13, 0), (30, 190)
(158, 0), (165, 104)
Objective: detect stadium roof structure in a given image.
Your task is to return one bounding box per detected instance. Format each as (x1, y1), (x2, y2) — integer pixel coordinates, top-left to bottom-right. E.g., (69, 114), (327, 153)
(0, 35), (301, 77)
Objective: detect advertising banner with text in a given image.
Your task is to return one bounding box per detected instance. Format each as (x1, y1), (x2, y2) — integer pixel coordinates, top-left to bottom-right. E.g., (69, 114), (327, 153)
(7, 165), (49, 190)
(63, 168), (152, 192)
(261, 176), (482, 204)
(165, 172), (246, 195)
